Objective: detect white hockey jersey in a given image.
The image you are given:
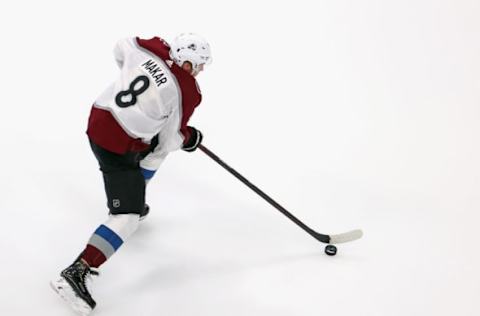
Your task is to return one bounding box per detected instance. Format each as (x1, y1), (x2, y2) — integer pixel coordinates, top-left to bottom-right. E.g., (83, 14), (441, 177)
(87, 37), (203, 171)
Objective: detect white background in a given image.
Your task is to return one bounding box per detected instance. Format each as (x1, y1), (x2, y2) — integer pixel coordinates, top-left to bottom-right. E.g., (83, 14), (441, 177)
(1, 0), (479, 315)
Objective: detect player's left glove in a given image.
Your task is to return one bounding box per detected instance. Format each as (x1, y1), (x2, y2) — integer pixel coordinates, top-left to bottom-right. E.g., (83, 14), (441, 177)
(182, 126), (203, 152)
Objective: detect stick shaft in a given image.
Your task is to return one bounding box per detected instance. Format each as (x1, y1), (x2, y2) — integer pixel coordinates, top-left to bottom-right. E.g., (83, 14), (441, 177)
(198, 144), (329, 243)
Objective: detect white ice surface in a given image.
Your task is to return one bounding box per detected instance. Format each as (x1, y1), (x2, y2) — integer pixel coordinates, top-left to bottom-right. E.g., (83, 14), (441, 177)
(1, 1), (480, 315)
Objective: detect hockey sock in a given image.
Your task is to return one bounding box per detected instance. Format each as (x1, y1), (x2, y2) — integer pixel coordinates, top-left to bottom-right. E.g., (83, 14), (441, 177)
(81, 214), (140, 268)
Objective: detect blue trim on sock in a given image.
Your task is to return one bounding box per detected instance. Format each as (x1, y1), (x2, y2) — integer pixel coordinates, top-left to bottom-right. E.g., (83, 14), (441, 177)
(94, 225), (123, 251)
(141, 168), (156, 180)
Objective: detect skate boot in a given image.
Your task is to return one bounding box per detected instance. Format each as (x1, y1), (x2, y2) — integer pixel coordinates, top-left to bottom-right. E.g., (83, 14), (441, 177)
(50, 259), (99, 316)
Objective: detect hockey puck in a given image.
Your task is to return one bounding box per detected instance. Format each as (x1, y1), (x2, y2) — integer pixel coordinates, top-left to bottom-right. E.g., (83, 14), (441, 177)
(325, 245), (337, 256)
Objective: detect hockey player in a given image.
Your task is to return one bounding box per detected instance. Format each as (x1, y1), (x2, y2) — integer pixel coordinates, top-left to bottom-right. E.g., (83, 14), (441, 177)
(50, 33), (212, 316)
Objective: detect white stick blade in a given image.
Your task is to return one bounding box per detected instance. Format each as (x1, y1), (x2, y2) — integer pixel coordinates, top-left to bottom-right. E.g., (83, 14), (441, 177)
(329, 229), (363, 244)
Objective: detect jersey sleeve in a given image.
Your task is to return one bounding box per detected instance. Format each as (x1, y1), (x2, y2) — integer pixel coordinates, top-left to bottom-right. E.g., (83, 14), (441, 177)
(140, 147), (169, 175)
(113, 37), (137, 68)
(139, 105), (184, 172)
(136, 36), (203, 145)
(179, 82), (202, 143)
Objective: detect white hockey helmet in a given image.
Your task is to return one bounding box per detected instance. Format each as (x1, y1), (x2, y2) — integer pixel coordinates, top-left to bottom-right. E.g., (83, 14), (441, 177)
(169, 33), (212, 74)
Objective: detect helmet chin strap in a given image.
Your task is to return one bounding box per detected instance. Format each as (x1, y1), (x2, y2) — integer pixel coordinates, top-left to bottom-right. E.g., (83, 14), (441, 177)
(191, 68), (200, 76)
(190, 62), (204, 76)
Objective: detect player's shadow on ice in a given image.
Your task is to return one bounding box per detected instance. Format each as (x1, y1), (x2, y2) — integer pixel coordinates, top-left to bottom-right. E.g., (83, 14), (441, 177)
(123, 251), (325, 293)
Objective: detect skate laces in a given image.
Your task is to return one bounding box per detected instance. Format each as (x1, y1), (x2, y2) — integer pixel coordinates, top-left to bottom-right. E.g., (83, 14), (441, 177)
(74, 262), (99, 294)
(84, 267), (99, 291)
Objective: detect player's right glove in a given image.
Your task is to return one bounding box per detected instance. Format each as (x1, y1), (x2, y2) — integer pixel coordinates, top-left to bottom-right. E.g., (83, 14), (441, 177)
(182, 126), (203, 152)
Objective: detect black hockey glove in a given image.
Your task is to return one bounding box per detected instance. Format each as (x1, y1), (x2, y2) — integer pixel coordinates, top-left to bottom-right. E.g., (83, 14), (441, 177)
(182, 126), (203, 152)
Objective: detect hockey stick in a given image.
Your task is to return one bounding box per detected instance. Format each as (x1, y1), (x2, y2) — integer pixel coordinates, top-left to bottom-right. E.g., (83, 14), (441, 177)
(199, 144), (363, 245)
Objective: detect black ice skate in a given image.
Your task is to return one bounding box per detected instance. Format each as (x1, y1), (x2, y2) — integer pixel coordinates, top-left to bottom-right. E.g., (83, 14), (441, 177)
(50, 260), (99, 316)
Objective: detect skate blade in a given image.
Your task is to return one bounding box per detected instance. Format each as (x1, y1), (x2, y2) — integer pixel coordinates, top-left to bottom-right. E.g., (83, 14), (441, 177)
(50, 278), (93, 316)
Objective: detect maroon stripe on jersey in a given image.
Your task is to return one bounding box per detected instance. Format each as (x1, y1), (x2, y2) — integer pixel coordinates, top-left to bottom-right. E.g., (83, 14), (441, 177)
(136, 37), (202, 144)
(82, 245), (107, 268)
(86, 106), (150, 154)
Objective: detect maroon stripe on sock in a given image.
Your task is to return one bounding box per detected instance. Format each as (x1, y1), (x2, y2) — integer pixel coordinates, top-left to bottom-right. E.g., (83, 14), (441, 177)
(82, 245), (107, 268)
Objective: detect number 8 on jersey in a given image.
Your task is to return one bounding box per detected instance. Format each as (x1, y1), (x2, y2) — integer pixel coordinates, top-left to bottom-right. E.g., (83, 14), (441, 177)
(115, 76), (150, 108)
